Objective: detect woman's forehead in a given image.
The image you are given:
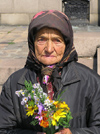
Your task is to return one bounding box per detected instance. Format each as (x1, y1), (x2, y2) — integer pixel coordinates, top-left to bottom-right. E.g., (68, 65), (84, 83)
(35, 27), (63, 38)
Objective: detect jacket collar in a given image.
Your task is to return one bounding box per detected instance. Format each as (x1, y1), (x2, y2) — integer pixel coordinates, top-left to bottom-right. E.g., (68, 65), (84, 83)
(61, 61), (80, 86)
(18, 62), (80, 86)
(17, 69), (37, 86)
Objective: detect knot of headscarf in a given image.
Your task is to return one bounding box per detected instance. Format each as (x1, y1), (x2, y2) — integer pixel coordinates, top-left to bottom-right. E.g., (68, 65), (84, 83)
(39, 65), (56, 99)
(41, 65), (56, 84)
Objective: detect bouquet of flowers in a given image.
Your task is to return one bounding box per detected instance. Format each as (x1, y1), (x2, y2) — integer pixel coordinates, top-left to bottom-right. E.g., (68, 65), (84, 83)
(15, 80), (72, 134)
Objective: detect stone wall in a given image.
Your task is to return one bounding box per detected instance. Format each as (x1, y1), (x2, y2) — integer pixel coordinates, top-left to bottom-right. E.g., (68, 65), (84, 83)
(0, 0), (99, 26)
(98, 0), (100, 26)
(90, 0), (99, 25)
(0, 0), (62, 25)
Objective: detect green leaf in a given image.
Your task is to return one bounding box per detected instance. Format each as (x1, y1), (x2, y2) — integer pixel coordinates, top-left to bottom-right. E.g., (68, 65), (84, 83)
(28, 100), (35, 107)
(56, 87), (68, 101)
(24, 80), (33, 92)
(31, 120), (38, 126)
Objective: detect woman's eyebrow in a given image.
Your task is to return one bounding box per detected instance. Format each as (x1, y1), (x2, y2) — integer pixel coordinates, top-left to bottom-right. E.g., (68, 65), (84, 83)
(52, 36), (64, 41)
(35, 34), (46, 39)
(36, 33), (63, 39)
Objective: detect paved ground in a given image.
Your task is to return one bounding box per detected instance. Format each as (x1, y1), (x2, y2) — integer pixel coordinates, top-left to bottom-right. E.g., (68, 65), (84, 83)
(0, 25), (100, 92)
(0, 25), (28, 59)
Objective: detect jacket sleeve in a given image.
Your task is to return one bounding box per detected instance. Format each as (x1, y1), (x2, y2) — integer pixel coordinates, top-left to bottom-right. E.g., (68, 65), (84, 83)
(70, 80), (100, 134)
(0, 129), (37, 134)
(0, 78), (37, 134)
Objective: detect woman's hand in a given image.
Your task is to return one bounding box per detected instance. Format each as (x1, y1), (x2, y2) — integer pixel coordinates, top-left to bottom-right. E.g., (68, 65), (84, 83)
(37, 128), (72, 134)
(55, 128), (72, 134)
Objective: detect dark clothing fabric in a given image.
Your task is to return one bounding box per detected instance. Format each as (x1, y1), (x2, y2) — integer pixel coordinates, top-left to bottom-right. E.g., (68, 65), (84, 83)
(0, 61), (100, 134)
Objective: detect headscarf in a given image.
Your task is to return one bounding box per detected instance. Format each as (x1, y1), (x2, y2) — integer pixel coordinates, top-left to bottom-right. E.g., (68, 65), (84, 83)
(25, 10), (78, 99)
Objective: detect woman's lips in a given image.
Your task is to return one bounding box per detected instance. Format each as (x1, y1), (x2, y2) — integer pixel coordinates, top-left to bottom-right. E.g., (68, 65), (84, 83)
(43, 55), (55, 57)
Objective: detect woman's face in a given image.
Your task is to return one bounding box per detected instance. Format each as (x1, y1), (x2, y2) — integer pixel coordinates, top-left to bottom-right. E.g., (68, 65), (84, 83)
(34, 27), (66, 65)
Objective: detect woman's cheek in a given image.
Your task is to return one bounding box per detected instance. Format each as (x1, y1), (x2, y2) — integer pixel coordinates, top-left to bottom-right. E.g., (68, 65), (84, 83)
(56, 46), (65, 55)
(36, 45), (45, 55)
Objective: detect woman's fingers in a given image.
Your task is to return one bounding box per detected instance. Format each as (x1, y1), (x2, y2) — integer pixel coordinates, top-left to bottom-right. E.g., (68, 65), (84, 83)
(37, 128), (72, 134)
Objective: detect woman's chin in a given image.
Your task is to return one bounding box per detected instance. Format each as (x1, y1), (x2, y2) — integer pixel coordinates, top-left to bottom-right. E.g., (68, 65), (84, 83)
(39, 57), (58, 65)
(41, 61), (57, 65)
(42, 62), (56, 66)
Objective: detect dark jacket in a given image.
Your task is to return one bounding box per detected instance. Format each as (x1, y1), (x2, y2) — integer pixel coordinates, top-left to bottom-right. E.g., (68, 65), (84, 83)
(0, 61), (100, 134)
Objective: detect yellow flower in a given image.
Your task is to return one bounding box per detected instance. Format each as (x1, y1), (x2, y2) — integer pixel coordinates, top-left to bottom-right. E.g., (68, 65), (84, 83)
(53, 101), (70, 111)
(32, 90), (34, 93)
(52, 109), (66, 126)
(53, 101), (59, 108)
(52, 118), (57, 126)
(26, 105), (38, 116)
(53, 101), (59, 105)
(21, 92), (25, 96)
(47, 97), (53, 103)
(59, 102), (70, 110)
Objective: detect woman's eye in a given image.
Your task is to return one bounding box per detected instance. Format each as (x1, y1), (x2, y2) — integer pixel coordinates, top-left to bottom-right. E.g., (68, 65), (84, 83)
(37, 38), (47, 44)
(53, 39), (61, 44)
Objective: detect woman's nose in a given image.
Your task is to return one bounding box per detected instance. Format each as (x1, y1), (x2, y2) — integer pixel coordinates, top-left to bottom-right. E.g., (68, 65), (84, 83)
(45, 40), (54, 53)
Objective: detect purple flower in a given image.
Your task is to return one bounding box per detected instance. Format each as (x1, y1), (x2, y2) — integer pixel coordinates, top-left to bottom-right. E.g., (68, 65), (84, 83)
(21, 100), (25, 105)
(34, 96), (40, 104)
(35, 115), (43, 121)
(28, 94), (31, 100)
(37, 103), (44, 115)
(43, 75), (49, 84)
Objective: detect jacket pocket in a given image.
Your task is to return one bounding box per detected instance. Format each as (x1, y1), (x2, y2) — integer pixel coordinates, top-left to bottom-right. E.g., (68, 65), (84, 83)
(70, 110), (87, 128)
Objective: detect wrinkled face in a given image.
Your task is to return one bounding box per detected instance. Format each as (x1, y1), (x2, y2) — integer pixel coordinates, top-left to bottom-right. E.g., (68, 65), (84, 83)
(34, 27), (66, 65)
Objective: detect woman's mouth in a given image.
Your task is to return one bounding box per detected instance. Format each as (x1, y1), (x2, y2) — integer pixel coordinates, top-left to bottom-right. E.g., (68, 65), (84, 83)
(43, 55), (55, 57)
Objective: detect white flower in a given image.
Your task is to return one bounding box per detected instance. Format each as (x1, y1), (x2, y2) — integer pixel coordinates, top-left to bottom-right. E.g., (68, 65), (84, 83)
(15, 91), (21, 97)
(33, 83), (40, 88)
(28, 93), (31, 99)
(25, 104), (28, 108)
(55, 126), (59, 130)
(34, 96), (40, 105)
(21, 97), (28, 105)
(21, 91), (25, 96)
(43, 92), (47, 98)
(21, 100), (25, 105)
(38, 88), (43, 94)
(15, 89), (26, 97)
(44, 98), (53, 107)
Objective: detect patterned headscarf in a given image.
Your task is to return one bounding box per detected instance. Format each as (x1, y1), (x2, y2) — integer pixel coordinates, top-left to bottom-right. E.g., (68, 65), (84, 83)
(25, 10), (78, 99)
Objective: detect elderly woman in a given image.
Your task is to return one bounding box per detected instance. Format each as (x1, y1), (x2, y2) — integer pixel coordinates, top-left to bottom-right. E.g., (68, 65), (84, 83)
(0, 10), (100, 134)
